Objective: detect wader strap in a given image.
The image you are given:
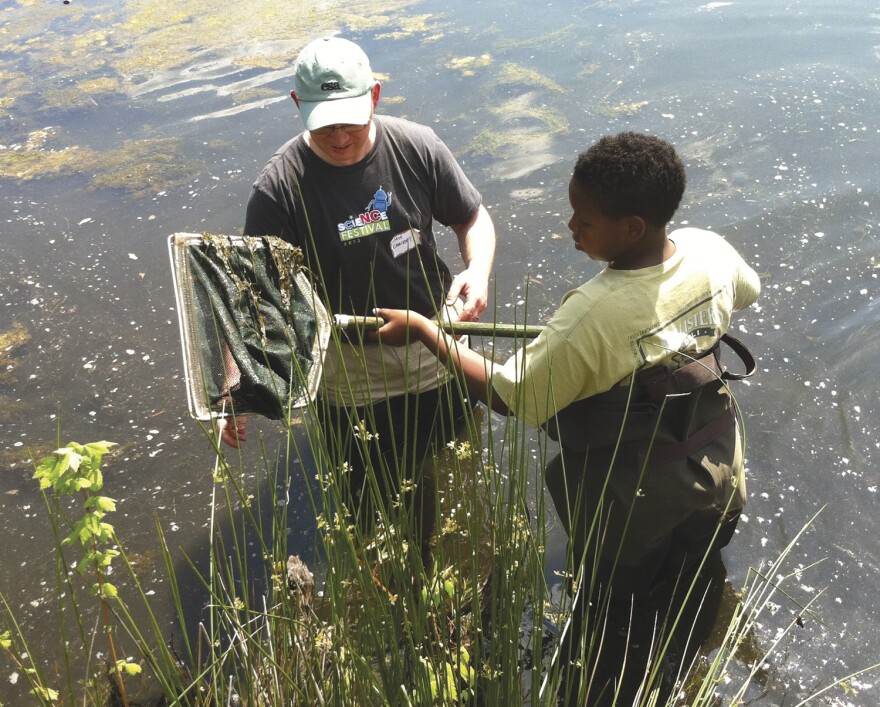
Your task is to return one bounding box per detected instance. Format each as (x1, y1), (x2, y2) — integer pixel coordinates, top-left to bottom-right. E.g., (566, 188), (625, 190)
(638, 333), (756, 402)
(647, 405), (736, 466)
(717, 333), (757, 381)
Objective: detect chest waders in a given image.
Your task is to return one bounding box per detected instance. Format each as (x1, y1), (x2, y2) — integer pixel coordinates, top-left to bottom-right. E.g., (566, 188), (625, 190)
(543, 334), (757, 593)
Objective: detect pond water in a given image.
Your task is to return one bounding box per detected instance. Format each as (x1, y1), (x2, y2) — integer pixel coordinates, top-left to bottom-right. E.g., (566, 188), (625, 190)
(2, 0), (879, 703)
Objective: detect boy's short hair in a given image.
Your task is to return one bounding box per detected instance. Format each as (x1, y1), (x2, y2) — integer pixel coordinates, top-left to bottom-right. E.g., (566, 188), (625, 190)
(573, 132), (686, 227)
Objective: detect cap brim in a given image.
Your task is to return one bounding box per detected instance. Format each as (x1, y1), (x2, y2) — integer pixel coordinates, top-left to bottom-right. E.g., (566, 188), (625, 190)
(300, 91), (373, 131)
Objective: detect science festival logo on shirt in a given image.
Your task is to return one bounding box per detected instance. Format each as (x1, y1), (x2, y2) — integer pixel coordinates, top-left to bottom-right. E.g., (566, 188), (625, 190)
(337, 187), (392, 244)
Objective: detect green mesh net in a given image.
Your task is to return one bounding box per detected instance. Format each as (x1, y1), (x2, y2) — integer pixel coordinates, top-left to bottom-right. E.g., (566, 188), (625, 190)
(168, 233), (330, 420)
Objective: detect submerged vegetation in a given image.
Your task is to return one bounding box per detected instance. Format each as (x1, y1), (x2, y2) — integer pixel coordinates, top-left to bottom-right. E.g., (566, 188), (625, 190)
(495, 63), (566, 94)
(0, 0), (433, 197)
(0, 129), (201, 197)
(0, 322), (31, 384)
(87, 138), (203, 199)
(445, 54), (494, 77)
(0, 128), (96, 182)
(468, 94), (568, 181)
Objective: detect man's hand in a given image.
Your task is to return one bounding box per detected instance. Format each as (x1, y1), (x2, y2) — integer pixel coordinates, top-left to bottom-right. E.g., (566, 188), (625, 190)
(449, 204), (496, 322)
(446, 268), (489, 322)
(217, 415), (248, 448)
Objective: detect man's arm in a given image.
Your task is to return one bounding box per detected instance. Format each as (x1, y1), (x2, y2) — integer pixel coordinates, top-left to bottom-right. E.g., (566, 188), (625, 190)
(447, 204), (496, 322)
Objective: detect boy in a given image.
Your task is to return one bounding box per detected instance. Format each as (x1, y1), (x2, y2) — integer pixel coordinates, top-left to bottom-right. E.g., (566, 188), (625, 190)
(376, 131), (761, 703)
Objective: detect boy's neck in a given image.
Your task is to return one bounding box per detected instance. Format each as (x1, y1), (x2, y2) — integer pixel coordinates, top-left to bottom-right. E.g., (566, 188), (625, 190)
(609, 229), (676, 270)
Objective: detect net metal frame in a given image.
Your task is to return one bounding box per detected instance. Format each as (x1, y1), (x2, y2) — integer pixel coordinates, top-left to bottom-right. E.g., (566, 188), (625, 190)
(168, 232), (331, 420)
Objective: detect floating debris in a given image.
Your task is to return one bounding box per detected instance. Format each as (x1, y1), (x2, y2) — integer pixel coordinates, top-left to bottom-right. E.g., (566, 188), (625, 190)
(510, 187), (545, 201)
(597, 100), (650, 117)
(0, 128), (96, 182)
(0, 322), (31, 384)
(0, 322), (31, 354)
(445, 53), (493, 77)
(496, 63), (565, 93)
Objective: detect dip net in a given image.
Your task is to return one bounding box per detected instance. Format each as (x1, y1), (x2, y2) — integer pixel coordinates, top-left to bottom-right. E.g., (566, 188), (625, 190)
(168, 233), (330, 420)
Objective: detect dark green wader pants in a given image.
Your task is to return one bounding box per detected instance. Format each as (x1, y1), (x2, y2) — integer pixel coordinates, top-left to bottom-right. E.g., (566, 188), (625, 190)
(545, 373), (748, 706)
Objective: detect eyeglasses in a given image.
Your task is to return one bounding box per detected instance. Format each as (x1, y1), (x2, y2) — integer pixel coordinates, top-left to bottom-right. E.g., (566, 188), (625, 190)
(310, 122), (370, 136)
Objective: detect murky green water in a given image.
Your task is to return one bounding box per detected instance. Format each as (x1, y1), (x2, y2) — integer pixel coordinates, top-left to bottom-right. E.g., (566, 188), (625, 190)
(2, 0), (879, 703)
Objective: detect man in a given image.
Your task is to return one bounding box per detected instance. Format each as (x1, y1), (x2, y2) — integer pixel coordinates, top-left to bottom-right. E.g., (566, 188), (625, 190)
(222, 37), (496, 541)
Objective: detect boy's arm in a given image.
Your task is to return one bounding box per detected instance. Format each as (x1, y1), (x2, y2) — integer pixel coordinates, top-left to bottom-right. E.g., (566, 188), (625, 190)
(374, 308), (509, 415)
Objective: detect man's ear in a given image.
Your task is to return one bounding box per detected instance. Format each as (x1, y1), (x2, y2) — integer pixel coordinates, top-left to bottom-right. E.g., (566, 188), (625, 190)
(371, 82), (381, 108)
(291, 90), (300, 107)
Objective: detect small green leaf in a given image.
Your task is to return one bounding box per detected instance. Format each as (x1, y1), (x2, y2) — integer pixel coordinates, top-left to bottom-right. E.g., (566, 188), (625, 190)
(97, 522), (115, 542)
(30, 685), (59, 700)
(78, 526), (93, 547)
(116, 660), (142, 676)
(93, 496), (117, 513)
(84, 441), (116, 456)
(57, 448), (82, 473)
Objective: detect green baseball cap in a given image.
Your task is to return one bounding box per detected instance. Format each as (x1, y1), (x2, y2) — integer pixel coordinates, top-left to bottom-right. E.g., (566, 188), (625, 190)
(294, 37), (375, 131)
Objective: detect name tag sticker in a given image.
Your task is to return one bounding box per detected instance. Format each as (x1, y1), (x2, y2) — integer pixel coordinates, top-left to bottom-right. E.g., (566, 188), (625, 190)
(390, 229), (421, 258)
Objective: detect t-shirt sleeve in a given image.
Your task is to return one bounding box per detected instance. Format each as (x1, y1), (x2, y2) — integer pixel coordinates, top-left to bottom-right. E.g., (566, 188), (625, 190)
(427, 131), (482, 227)
(243, 186), (297, 242)
(732, 255), (761, 310)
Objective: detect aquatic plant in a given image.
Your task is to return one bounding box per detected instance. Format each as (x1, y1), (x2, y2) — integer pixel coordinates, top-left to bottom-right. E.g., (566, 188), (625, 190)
(26, 441), (138, 705)
(0, 296), (876, 705)
(445, 54), (494, 77)
(0, 427), (865, 704)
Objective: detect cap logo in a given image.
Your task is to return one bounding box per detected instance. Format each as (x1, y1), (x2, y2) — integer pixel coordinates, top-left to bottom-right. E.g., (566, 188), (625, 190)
(321, 81), (340, 92)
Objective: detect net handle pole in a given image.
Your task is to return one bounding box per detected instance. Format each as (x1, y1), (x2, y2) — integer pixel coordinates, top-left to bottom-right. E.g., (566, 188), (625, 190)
(333, 314), (544, 339)
(208, 399), (228, 656)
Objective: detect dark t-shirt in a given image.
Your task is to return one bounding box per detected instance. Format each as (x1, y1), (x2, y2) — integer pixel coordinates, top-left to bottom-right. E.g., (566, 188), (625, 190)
(244, 115), (482, 317)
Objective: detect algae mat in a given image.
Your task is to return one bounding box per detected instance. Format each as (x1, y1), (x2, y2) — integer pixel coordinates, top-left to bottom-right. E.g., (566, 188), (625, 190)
(0, 0), (429, 192)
